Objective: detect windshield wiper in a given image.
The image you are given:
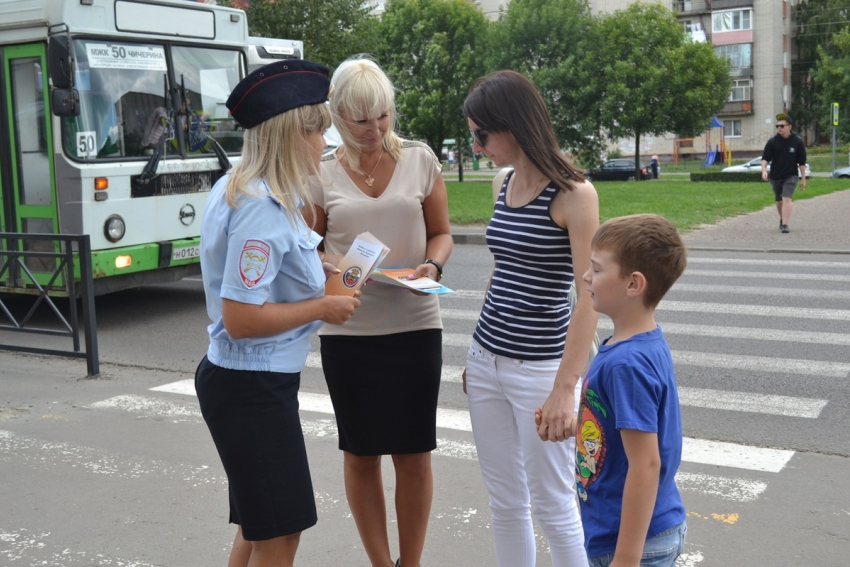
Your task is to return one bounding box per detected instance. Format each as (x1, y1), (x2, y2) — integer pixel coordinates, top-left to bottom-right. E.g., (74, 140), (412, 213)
(138, 76), (173, 185)
(178, 74), (231, 173)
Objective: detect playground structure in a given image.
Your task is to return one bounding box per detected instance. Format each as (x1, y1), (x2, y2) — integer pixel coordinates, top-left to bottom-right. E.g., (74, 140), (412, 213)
(673, 116), (732, 166)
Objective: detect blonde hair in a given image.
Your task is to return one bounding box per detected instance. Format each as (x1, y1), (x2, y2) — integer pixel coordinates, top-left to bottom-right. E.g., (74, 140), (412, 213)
(329, 56), (402, 174)
(225, 103), (331, 226)
(581, 420), (601, 443)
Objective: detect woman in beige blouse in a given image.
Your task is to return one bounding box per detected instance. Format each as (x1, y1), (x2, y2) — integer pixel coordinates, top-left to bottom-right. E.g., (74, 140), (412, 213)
(306, 56), (452, 567)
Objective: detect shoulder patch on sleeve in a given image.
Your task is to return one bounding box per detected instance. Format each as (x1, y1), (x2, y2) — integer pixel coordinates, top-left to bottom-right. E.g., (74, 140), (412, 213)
(401, 140), (441, 168)
(239, 239), (271, 288)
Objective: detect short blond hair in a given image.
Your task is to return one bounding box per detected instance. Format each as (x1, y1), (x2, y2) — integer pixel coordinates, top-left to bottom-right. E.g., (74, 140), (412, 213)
(592, 214), (687, 308)
(329, 56), (402, 174)
(225, 103), (330, 226)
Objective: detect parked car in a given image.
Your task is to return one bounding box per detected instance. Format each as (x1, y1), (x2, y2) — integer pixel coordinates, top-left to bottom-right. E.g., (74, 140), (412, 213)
(831, 165), (850, 178)
(722, 157), (812, 178)
(586, 159), (649, 181)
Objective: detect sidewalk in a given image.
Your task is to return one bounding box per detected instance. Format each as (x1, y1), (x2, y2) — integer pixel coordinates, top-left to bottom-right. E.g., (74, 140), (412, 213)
(451, 187), (850, 254)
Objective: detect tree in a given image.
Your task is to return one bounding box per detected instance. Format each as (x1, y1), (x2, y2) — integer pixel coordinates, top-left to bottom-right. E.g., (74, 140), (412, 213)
(580, 3), (730, 179)
(378, 0), (490, 158)
(226, 0), (382, 70)
(793, 0), (850, 140)
(812, 28), (850, 141)
(487, 0), (598, 157)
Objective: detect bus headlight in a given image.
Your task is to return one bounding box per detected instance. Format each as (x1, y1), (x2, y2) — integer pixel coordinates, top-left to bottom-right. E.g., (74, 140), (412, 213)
(104, 215), (126, 242)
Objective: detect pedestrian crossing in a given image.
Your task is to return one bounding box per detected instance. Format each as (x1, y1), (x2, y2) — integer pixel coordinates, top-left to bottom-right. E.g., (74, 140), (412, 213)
(2, 251), (848, 566)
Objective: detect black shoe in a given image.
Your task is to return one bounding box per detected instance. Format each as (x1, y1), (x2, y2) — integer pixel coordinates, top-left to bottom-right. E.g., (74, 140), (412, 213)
(781, 224), (790, 233)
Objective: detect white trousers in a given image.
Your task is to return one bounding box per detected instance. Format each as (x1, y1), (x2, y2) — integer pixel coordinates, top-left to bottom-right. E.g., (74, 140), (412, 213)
(466, 339), (588, 567)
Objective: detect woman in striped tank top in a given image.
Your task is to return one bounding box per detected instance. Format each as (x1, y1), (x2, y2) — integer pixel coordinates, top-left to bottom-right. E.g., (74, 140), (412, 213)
(461, 70), (600, 567)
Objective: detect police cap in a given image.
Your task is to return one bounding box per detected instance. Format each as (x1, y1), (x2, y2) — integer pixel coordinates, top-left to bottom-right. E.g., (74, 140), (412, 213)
(227, 59), (330, 129)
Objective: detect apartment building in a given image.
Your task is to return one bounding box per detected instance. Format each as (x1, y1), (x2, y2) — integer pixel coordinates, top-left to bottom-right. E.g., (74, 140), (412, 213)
(588, 0), (797, 160)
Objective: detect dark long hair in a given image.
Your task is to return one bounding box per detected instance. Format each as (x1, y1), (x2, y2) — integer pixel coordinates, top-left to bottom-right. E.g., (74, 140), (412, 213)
(463, 70), (585, 191)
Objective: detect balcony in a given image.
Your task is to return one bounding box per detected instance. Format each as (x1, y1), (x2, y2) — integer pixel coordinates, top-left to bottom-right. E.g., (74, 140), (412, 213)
(673, 0), (753, 13)
(712, 0), (753, 9)
(729, 66), (754, 78)
(718, 100), (753, 116)
(673, 0), (711, 14)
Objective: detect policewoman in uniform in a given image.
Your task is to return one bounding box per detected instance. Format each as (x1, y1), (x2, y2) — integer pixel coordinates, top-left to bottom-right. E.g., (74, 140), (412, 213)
(195, 60), (361, 567)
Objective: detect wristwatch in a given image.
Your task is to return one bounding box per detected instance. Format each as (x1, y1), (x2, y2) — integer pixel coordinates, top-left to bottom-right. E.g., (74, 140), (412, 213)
(424, 259), (443, 281)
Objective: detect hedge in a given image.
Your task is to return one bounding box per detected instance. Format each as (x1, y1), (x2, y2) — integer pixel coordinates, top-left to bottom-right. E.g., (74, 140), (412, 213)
(690, 172), (762, 182)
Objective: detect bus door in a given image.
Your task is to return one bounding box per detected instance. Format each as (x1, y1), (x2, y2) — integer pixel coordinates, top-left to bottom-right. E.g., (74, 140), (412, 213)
(1, 43), (60, 288)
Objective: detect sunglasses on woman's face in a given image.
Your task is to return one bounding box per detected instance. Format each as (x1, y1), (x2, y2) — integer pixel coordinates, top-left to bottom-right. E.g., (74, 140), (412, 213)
(472, 128), (488, 147)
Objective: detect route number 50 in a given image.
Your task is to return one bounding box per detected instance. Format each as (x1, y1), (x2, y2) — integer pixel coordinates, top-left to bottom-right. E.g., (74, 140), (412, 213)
(77, 131), (97, 158)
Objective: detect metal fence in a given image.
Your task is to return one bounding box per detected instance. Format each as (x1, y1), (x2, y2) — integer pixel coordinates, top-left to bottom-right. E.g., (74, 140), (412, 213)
(0, 233), (99, 376)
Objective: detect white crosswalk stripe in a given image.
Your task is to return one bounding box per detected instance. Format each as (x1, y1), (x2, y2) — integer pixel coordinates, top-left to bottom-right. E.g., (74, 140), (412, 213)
(597, 321), (850, 346)
(445, 302), (850, 322)
(687, 257), (850, 268)
(671, 282), (850, 300)
(147, 380), (796, 484)
(682, 269), (850, 282)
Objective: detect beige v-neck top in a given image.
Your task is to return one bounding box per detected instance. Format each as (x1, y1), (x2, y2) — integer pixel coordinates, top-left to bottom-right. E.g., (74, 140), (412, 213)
(312, 140), (443, 336)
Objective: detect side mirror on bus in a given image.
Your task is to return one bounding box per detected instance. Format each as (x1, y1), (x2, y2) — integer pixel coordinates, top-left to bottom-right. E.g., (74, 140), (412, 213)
(48, 34), (74, 88)
(51, 88), (80, 117)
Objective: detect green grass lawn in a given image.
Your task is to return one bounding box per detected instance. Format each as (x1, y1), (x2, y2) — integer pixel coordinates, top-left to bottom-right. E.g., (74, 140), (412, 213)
(446, 177), (850, 231)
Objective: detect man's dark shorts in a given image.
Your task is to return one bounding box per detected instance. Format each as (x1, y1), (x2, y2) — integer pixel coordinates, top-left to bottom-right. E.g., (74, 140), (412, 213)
(770, 176), (798, 201)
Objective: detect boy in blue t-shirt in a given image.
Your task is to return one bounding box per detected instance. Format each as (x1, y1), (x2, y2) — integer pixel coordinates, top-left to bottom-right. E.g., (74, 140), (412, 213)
(576, 214), (687, 567)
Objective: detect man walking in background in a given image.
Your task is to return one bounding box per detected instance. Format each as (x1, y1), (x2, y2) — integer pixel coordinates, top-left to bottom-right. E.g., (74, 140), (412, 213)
(762, 113), (807, 234)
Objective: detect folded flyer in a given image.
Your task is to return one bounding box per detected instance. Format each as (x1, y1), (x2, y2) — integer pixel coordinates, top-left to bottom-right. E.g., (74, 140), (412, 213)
(324, 232), (390, 296)
(372, 268), (454, 295)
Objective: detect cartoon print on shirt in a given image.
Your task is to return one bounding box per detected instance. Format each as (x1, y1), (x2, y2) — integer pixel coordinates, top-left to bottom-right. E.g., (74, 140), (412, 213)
(240, 239), (271, 288)
(576, 382), (606, 502)
(578, 420), (602, 478)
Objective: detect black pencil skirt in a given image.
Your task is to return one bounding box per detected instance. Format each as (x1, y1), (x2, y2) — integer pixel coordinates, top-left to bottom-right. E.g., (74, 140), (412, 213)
(195, 357), (317, 541)
(320, 329), (442, 456)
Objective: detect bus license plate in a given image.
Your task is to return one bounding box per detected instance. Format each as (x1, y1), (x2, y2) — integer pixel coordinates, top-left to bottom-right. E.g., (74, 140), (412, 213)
(172, 245), (201, 262)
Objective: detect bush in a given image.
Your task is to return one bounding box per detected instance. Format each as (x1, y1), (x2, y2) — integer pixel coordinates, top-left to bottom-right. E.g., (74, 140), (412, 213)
(690, 172), (761, 182)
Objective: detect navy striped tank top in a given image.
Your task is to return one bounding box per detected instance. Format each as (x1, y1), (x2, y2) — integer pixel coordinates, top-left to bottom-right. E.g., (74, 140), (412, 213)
(473, 171), (574, 360)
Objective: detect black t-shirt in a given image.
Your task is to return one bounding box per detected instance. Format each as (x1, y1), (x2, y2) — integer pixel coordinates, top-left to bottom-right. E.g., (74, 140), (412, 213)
(762, 134), (806, 180)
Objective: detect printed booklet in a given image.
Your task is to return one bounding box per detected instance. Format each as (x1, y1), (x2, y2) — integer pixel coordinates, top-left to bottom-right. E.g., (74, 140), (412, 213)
(324, 232), (390, 296)
(371, 268), (454, 295)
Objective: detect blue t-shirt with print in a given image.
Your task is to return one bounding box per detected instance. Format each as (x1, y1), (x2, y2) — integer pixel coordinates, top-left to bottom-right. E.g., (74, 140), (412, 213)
(576, 326), (686, 557)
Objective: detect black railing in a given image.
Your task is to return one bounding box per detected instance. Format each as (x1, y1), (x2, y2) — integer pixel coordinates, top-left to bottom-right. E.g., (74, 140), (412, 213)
(0, 233), (99, 376)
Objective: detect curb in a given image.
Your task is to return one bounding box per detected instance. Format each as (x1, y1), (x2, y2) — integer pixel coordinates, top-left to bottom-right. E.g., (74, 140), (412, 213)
(684, 244), (850, 255)
(451, 233), (487, 245)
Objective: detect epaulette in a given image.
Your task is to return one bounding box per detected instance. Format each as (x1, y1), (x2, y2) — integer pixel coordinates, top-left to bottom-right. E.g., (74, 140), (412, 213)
(402, 140), (441, 168)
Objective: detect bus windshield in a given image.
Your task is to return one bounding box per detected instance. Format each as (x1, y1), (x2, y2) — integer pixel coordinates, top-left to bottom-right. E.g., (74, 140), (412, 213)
(62, 40), (244, 161)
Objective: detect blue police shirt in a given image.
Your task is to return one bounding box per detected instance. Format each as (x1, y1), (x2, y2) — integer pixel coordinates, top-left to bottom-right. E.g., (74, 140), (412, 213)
(201, 174), (325, 373)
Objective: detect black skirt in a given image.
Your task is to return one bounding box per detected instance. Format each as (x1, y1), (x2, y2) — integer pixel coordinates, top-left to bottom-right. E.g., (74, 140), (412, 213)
(320, 329), (442, 455)
(195, 357), (317, 541)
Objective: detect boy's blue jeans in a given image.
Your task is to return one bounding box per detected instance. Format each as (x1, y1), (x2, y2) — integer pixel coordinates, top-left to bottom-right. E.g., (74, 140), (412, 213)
(587, 521), (687, 567)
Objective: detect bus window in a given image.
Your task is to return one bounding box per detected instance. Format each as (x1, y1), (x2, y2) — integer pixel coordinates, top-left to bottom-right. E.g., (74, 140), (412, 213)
(172, 45), (244, 154)
(62, 41), (177, 161)
(60, 41), (244, 161)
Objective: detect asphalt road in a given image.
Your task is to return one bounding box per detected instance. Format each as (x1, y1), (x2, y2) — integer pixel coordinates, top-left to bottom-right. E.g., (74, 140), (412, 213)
(1, 244), (849, 566)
